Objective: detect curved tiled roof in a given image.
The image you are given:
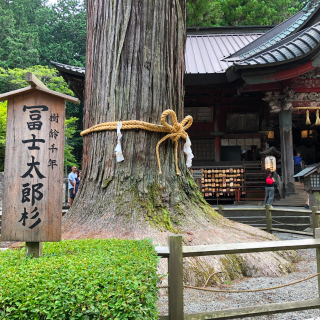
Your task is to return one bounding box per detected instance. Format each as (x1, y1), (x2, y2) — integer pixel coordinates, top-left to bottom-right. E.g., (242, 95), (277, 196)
(235, 22), (320, 67)
(50, 61), (85, 76)
(238, 4), (319, 61)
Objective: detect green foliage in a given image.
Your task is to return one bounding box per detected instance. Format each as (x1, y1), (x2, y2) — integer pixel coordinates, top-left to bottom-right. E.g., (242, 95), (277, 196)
(0, 66), (81, 169)
(0, 0), (86, 67)
(35, 0), (87, 66)
(187, 0), (304, 27)
(0, 101), (7, 171)
(65, 117), (79, 168)
(0, 7), (39, 68)
(0, 239), (160, 320)
(187, 0), (223, 27)
(0, 65), (73, 95)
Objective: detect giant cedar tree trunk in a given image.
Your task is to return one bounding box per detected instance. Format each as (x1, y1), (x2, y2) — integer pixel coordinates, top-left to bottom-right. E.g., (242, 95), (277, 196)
(63, 0), (299, 285)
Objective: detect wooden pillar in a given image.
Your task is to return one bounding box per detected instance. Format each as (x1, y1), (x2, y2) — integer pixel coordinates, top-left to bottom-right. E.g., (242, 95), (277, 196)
(310, 191), (320, 209)
(215, 137), (221, 162)
(25, 242), (43, 258)
(312, 206), (319, 238)
(266, 205), (272, 233)
(315, 228), (320, 297)
(168, 235), (184, 320)
(214, 108), (221, 162)
(279, 108), (295, 195)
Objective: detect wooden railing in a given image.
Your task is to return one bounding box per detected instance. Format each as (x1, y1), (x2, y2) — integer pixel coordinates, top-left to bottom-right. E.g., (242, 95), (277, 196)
(217, 205), (320, 236)
(157, 229), (320, 320)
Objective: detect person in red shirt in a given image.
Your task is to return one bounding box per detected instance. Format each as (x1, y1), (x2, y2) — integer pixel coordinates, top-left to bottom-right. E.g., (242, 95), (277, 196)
(264, 168), (275, 208)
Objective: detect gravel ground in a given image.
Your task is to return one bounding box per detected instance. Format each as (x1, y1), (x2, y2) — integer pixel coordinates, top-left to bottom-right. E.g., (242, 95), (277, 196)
(158, 232), (320, 319)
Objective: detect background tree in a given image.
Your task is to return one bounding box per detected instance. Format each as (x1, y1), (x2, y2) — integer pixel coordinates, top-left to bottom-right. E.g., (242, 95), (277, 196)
(187, 0), (223, 26)
(0, 7), (39, 68)
(35, 0), (86, 66)
(64, 0), (299, 284)
(187, 0), (303, 27)
(0, 101), (7, 170)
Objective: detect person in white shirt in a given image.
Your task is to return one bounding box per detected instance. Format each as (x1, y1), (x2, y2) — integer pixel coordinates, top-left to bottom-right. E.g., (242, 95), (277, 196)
(68, 166), (78, 208)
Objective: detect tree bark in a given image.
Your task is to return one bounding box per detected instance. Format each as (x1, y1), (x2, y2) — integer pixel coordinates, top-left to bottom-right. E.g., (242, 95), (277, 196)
(63, 0), (299, 285)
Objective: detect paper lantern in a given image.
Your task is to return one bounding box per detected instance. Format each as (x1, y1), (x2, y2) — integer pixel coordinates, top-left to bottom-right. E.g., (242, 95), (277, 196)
(265, 156), (276, 172)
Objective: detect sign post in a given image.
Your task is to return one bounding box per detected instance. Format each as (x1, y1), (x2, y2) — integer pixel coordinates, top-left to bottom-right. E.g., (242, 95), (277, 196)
(0, 73), (79, 257)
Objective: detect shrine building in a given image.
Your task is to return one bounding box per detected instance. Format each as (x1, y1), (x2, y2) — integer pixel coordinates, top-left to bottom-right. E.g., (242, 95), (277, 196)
(52, 2), (320, 204)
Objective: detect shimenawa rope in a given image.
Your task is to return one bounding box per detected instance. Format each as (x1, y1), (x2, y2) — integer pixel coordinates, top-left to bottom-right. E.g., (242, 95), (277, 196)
(157, 272), (320, 293)
(81, 110), (193, 175)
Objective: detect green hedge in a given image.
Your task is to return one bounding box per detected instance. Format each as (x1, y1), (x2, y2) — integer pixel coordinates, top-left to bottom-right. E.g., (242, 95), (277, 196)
(0, 239), (160, 320)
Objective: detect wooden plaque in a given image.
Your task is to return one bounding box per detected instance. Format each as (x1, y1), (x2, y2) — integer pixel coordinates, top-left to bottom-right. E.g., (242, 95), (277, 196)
(184, 107), (214, 122)
(192, 170), (204, 179)
(221, 139), (229, 146)
(2, 90), (65, 241)
(253, 138), (261, 147)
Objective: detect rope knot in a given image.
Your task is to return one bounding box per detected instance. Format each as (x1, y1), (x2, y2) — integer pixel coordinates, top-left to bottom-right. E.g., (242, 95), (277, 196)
(157, 110), (193, 175)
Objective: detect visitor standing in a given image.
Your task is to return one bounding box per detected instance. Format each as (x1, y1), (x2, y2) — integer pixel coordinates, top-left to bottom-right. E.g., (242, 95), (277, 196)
(264, 168), (275, 207)
(293, 151), (302, 182)
(68, 166), (77, 208)
(74, 170), (81, 197)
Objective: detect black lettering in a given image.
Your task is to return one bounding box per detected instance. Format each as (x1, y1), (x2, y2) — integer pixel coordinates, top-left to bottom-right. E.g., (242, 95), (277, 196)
(29, 111), (42, 121)
(19, 208), (28, 226)
(49, 113), (59, 123)
(27, 121), (43, 131)
(22, 134), (45, 150)
(21, 156), (46, 179)
(21, 183), (43, 205)
(49, 129), (59, 139)
(23, 105), (48, 112)
(48, 159), (58, 169)
(29, 207), (41, 229)
(21, 183), (31, 203)
(49, 144), (58, 153)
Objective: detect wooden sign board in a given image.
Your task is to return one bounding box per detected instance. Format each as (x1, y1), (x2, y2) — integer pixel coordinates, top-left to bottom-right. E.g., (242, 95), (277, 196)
(226, 113), (259, 132)
(184, 107), (214, 122)
(1, 90), (65, 242)
(192, 170), (204, 179)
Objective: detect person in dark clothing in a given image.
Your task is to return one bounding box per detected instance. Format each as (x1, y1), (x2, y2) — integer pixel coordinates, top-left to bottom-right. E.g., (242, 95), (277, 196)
(74, 170), (81, 197)
(293, 151), (302, 182)
(264, 168), (275, 207)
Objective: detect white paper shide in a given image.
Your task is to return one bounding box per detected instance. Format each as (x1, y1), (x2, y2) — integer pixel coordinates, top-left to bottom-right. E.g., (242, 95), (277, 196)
(183, 135), (194, 168)
(115, 122), (124, 162)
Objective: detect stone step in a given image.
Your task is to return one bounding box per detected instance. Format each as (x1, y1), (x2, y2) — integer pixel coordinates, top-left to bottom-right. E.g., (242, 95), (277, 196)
(247, 223), (310, 231)
(227, 216), (310, 224)
(221, 210), (311, 217)
(273, 202), (307, 206)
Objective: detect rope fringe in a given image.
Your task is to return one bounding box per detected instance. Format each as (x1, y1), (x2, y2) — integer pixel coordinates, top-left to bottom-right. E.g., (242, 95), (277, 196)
(306, 109), (311, 125)
(81, 110), (193, 175)
(316, 109), (320, 126)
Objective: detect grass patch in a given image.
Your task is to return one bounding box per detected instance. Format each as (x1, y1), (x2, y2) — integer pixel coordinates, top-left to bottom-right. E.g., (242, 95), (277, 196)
(0, 239), (160, 320)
